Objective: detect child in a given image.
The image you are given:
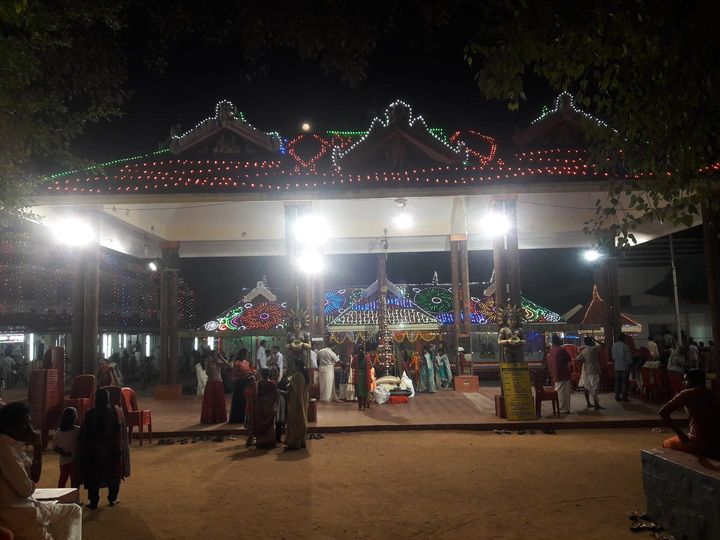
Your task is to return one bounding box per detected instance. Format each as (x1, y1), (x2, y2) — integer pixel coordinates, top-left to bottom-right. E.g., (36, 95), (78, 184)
(53, 407), (80, 488)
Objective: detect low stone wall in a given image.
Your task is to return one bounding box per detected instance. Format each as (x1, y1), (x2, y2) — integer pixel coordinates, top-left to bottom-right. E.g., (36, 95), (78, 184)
(642, 448), (720, 540)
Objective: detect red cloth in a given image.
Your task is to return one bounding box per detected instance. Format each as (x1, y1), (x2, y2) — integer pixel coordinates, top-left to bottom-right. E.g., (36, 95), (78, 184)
(389, 395), (409, 404)
(200, 380), (227, 424)
(547, 345), (571, 383)
(659, 386), (720, 458)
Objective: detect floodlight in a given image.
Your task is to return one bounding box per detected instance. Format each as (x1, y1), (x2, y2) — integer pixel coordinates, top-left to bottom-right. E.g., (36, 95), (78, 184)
(295, 215), (328, 244)
(583, 249), (602, 262)
(52, 218), (94, 246)
(147, 261), (158, 272)
(480, 212), (510, 236)
(296, 250), (325, 274)
(393, 212), (414, 230)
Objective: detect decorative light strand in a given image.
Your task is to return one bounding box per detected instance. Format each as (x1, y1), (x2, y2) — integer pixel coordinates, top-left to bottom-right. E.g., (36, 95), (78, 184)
(531, 92), (616, 132)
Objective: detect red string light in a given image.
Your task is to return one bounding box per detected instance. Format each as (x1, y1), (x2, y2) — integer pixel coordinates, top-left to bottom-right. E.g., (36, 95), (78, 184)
(450, 130), (497, 165)
(287, 134), (331, 173)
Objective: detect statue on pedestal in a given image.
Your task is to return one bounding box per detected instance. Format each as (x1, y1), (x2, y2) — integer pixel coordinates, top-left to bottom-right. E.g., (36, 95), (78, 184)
(497, 306), (526, 363)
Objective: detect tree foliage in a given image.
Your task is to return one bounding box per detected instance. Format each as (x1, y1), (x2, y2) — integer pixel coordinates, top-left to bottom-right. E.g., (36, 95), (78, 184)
(465, 0), (720, 243)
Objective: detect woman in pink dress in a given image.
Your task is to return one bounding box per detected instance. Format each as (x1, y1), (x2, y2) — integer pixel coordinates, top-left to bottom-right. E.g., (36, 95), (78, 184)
(200, 353), (228, 424)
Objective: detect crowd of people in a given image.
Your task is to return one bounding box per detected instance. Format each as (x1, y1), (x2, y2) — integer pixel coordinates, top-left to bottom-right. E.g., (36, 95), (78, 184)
(0, 387), (131, 539)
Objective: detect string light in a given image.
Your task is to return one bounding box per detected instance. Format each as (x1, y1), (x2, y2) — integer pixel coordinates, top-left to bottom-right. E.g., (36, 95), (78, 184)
(450, 130), (497, 166)
(169, 100), (282, 154)
(287, 134), (331, 173)
(531, 92), (616, 132)
(331, 100), (464, 171)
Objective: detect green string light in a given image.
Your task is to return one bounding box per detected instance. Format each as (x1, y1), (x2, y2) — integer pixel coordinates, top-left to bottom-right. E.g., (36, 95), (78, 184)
(46, 149), (170, 180)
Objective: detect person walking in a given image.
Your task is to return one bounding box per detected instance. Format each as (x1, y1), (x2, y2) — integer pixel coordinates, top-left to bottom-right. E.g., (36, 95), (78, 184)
(76, 389), (131, 509)
(576, 337), (604, 410)
(612, 333), (632, 401)
(255, 368), (279, 449)
(547, 334), (572, 414)
(317, 345), (340, 402)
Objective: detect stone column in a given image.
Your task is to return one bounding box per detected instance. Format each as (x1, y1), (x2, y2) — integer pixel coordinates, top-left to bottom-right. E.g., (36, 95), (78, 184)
(71, 252), (85, 376)
(304, 274), (316, 336)
(82, 246), (99, 374)
(505, 199), (522, 309)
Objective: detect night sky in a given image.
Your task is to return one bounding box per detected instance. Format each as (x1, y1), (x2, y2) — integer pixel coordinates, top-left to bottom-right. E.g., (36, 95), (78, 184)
(69, 24), (595, 324)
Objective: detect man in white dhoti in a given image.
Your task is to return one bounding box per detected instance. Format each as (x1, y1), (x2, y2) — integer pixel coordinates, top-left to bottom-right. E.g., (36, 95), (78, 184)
(317, 345), (341, 402)
(0, 402), (82, 540)
(576, 337), (604, 410)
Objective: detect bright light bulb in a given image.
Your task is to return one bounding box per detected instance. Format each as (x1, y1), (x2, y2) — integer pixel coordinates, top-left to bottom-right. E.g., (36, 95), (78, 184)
(147, 261), (158, 272)
(296, 251), (324, 274)
(52, 218), (94, 246)
(480, 212), (510, 237)
(583, 249), (602, 262)
(301, 122), (311, 132)
(393, 212), (414, 230)
(295, 215), (328, 244)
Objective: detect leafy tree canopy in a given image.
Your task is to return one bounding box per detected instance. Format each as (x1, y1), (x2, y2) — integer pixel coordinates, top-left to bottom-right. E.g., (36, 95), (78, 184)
(464, 0), (720, 243)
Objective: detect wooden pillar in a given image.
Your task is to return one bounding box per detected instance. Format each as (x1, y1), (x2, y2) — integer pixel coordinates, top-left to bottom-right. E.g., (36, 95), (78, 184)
(450, 240), (462, 338)
(702, 203), (720, 369)
(158, 266), (169, 383)
(492, 234), (507, 311)
(505, 199), (522, 309)
(167, 269), (179, 384)
(71, 252), (85, 376)
(316, 272), (326, 345)
(459, 240), (472, 335)
(82, 246), (99, 374)
(156, 243), (180, 397)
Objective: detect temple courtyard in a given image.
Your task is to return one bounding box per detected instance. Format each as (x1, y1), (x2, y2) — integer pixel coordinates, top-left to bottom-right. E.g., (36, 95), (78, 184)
(36, 429), (667, 539)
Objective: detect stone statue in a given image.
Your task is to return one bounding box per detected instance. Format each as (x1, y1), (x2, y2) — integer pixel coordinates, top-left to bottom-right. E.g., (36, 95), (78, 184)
(497, 306), (526, 362)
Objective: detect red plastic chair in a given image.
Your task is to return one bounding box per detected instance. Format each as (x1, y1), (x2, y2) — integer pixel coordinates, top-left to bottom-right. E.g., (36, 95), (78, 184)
(64, 374), (95, 422)
(0, 524), (14, 540)
(121, 387), (152, 446)
(639, 367), (656, 401)
(531, 370), (559, 418)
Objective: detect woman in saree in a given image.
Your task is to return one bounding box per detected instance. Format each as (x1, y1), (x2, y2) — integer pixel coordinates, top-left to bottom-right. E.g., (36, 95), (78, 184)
(437, 347), (453, 389)
(417, 345), (437, 393)
(351, 347), (373, 410)
(284, 359), (309, 450)
(200, 352), (228, 424)
(254, 368), (279, 449)
(228, 348), (253, 424)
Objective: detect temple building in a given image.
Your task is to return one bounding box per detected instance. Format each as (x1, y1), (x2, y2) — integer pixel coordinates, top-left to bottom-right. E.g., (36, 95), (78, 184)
(26, 93), (694, 393)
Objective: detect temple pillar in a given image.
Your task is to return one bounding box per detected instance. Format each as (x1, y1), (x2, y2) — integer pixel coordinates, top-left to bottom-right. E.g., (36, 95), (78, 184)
(596, 245), (621, 346)
(459, 240), (472, 335)
(81, 246), (99, 375)
(505, 199), (522, 309)
(304, 274), (316, 336)
(155, 243), (181, 399)
(702, 204), (720, 370)
(316, 272), (326, 344)
(449, 240), (462, 340)
(71, 252), (85, 376)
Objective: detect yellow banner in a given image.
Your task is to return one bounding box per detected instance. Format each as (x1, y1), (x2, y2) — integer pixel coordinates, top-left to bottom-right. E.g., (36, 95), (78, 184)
(499, 362), (536, 421)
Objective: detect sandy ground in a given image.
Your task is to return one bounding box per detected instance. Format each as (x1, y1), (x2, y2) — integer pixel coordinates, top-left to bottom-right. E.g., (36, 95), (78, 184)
(32, 428), (671, 540)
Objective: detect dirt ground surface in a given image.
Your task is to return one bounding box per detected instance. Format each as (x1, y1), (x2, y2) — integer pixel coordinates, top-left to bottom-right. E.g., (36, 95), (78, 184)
(36, 428), (668, 540)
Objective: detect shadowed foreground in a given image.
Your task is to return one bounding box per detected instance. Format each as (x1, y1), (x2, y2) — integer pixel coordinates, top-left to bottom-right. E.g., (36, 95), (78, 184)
(37, 429), (667, 539)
